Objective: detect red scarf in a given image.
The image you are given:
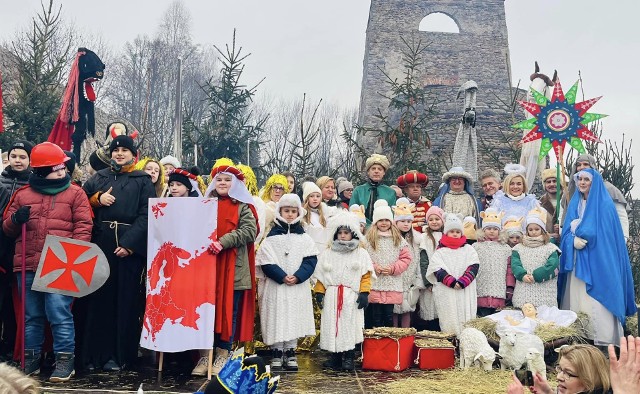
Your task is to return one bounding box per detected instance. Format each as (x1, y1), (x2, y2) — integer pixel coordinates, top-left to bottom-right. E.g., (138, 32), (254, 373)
(214, 196), (258, 342)
(439, 234), (467, 249)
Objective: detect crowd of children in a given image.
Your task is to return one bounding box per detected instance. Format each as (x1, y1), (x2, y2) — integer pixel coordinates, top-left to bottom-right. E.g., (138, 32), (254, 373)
(0, 142), (636, 382)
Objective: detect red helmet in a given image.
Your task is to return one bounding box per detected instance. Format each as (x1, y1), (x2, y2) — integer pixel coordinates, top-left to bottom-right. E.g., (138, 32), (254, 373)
(30, 142), (71, 168)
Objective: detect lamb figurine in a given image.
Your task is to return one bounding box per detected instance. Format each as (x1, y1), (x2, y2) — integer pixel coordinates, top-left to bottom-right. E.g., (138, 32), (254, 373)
(459, 327), (496, 371)
(498, 331), (544, 370)
(526, 348), (547, 379)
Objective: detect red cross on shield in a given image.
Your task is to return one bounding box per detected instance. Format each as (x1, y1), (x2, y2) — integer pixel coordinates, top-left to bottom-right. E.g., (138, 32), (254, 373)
(32, 235), (110, 297)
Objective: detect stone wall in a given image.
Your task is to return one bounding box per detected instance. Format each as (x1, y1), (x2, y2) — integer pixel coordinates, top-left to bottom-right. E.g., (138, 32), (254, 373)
(358, 0), (523, 179)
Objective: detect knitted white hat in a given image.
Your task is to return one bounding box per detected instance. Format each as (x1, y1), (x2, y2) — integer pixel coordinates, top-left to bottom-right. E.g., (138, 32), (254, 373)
(525, 208), (548, 233)
(392, 197), (414, 222)
(160, 155), (181, 169)
(443, 213), (464, 234)
(302, 181), (322, 202)
(372, 199), (393, 224)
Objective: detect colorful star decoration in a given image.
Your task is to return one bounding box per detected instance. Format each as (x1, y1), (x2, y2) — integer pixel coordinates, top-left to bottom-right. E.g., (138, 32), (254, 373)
(512, 79), (607, 160)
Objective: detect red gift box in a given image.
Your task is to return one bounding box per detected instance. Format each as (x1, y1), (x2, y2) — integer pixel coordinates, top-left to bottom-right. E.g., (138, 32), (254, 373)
(362, 335), (415, 371)
(414, 347), (456, 370)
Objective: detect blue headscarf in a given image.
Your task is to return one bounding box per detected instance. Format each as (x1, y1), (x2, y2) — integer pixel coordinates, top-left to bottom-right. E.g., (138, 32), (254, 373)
(558, 168), (636, 323)
(433, 179), (482, 222)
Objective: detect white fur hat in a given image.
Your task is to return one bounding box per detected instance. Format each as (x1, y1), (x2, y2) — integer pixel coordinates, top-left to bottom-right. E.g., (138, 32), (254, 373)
(372, 199), (393, 224)
(302, 181), (322, 202)
(443, 213), (464, 234)
(275, 193), (306, 222)
(160, 155), (181, 169)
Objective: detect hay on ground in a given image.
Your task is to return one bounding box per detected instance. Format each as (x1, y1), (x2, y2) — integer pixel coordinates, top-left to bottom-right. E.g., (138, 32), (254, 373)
(463, 318), (499, 341)
(626, 313), (638, 335)
(380, 368), (515, 394)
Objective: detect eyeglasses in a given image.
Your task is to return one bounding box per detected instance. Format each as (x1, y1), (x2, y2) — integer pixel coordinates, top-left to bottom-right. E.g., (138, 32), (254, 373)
(343, 188), (353, 192)
(555, 365), (578, 380)
(272, 186), (285, 191)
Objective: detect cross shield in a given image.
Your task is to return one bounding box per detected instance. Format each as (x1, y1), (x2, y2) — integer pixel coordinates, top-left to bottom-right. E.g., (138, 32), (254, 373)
(32, 235), (110, 297)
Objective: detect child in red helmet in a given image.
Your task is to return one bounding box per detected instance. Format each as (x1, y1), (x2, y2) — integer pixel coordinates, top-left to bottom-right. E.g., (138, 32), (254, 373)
(2, 142), (93, 382)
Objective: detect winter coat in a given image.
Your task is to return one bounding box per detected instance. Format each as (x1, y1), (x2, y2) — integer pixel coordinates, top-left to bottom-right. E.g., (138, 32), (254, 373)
(0, 168), (31, 196)
(219, 202), (258, 290)
(83, 168), (156, 256)
(350, 183), (397, 225)
(2, 184), (93, 272)
(417, 230), (442, 320)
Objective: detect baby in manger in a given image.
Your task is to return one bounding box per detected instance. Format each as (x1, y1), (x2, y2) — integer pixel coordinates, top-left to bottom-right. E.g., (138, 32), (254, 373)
(488, 303), (577, 336)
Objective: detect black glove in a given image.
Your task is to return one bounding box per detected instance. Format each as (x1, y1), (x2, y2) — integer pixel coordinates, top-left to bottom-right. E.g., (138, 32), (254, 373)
(12, 206), (31, 225)
(315, 293), (324, 309)
(356, 292), (369, 309)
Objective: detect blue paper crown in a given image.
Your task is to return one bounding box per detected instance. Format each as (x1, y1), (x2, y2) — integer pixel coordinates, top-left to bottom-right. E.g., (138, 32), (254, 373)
(215, 353), (279, 394)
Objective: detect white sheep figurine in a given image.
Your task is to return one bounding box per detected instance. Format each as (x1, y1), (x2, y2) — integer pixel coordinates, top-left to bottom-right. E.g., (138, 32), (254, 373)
(498, 331), (544, 370)
(459, 327), (496, 371)
(526, 348), (547, 379)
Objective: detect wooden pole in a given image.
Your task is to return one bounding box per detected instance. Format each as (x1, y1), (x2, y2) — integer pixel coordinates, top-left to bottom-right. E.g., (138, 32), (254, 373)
(207, 348), (214, 380)
(158, 352), (164, 372)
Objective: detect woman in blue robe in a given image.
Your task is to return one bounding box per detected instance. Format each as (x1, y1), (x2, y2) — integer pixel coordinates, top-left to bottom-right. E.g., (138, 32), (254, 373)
(559, 168), (636, 346)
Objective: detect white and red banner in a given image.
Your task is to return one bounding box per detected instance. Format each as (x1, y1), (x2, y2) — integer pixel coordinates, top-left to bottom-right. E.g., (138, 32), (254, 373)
(140, 198), (218, 352)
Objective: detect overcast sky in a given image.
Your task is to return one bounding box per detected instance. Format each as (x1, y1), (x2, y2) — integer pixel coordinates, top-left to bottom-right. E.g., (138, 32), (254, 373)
(2, 0), (639, 193)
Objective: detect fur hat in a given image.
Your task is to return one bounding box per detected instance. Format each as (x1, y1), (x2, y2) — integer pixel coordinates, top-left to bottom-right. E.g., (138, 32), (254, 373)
(328, 212), (365, 242)
(109, 135), (137, 156)
(425, 206), (445, 222)
(365, 153), (390, 171)
(372, 199), (393, 224)
(302, 181), (322, 202)
(442, 166), (472, 183)
(503, 215), (525, 236)
(463, 216), (477, 240)
(392, 197), (414, 222)
(275, 193), (306, 222)
(160, 155), (181, 169)
(337, 180), (354, 195)
(443, 213), (464, 234)
(541, 167), (557, 182)
(525, 208), (548, 233)
(349, 204), (367, 224)
(480, 207), (504, 230)
(397, 170), (428, 187)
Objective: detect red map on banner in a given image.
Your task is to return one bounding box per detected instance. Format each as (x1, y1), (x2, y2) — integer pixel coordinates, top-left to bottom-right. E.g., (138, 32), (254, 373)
(143, 241), (216, 341)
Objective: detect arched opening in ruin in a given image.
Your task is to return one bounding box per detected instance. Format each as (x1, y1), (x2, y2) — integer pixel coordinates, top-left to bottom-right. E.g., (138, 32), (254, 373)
(418, 12), (460, 33)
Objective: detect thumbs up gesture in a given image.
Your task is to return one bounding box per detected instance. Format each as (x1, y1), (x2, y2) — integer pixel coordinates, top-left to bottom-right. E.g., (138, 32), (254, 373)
(99, 187), (116, 207)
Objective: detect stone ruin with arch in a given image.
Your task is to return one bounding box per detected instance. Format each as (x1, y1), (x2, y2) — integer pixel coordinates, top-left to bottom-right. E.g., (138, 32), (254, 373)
(357, 0), (521, 177)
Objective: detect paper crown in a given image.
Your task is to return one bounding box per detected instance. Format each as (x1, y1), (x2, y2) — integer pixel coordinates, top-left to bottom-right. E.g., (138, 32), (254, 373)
(480, 207), (504, 230)
(463, 216), (477, 240)
(525, 207), (548, 232)
(503, 215), (525, 235)
(392, 198), (414, 222)
(349, 204), (367, 224)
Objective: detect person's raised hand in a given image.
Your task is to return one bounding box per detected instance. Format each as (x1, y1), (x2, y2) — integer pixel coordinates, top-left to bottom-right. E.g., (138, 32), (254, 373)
(100, 187), (116, 206)
(506, 373), (524, 394)
(609, 336), (640, 394)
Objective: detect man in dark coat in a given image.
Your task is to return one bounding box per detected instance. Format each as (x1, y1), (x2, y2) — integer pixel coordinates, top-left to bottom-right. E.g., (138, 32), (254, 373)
(76, 135), (155, 371)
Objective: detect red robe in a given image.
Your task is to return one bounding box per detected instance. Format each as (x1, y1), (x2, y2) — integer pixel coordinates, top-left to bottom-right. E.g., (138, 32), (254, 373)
(410, 198), (432, 233)
(214, 197), (259, 342)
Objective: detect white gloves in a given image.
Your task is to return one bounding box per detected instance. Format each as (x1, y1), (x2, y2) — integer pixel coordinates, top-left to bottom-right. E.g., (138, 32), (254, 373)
(574, 236), (588, 250)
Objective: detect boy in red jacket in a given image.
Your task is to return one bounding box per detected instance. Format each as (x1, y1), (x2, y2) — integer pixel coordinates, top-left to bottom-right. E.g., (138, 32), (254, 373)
(3, 142), (93, 382)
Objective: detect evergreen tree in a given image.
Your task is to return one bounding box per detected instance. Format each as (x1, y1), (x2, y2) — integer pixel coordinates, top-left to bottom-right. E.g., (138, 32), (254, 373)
(192, 30), (267, 172)
(345, 37), (437, 183)
(1, 0), (72, 148)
